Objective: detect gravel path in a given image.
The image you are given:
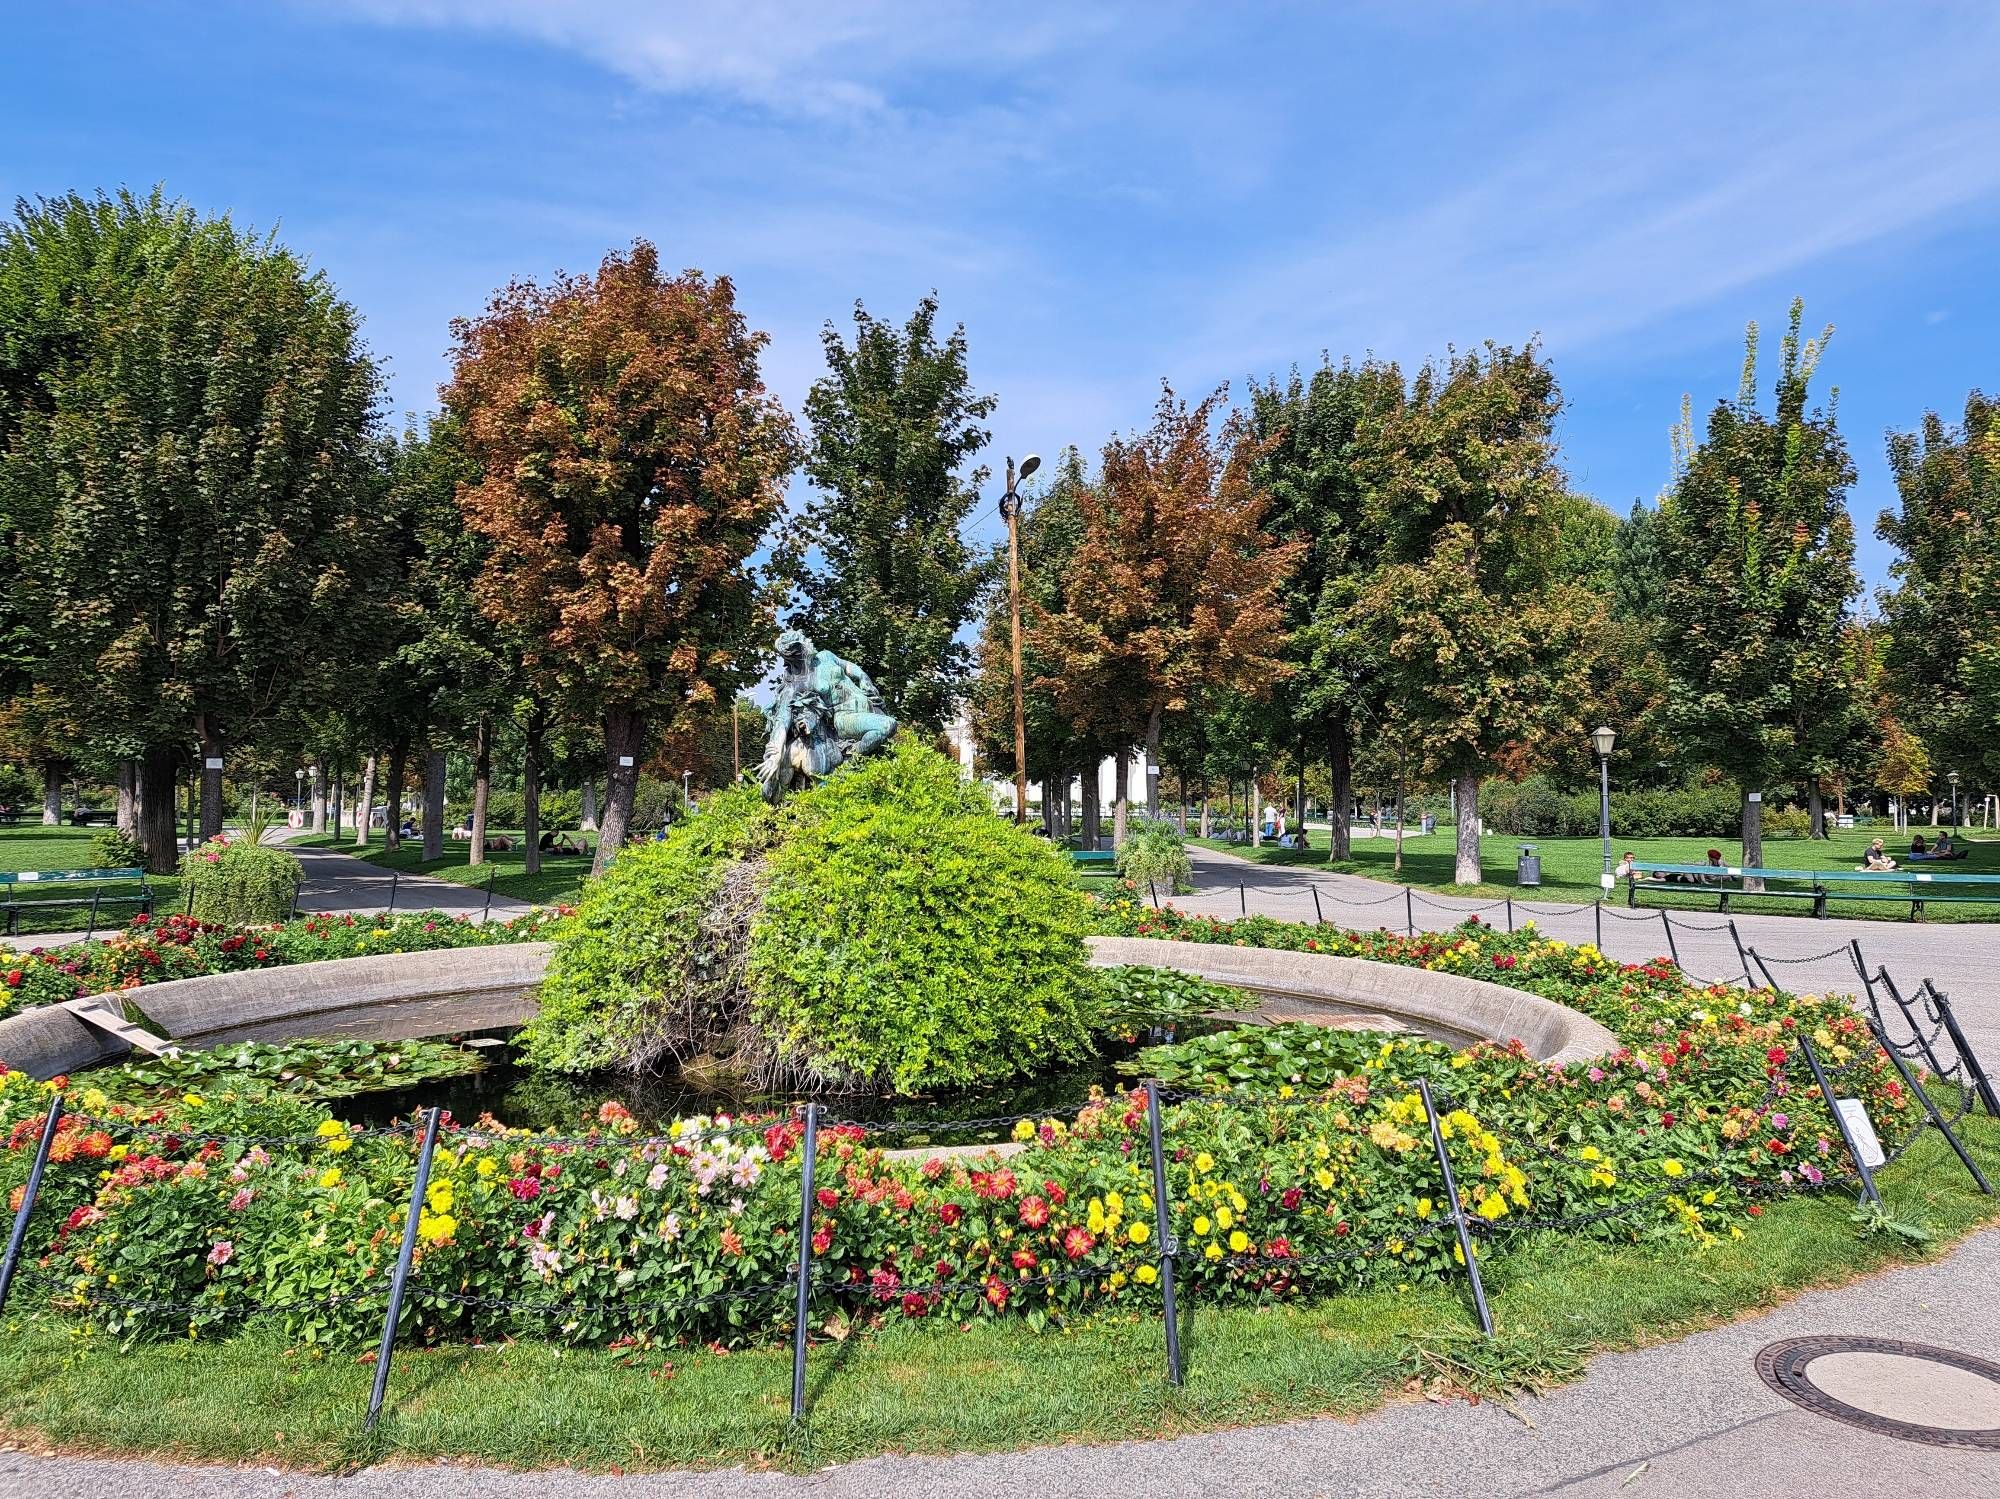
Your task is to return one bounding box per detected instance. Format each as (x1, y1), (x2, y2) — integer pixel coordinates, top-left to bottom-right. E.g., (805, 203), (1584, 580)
(4, 1227), (1994, 1498)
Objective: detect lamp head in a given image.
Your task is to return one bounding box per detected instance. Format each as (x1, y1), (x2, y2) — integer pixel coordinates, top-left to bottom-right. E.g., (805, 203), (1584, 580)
(1590, 725), (1616, 759)
(1017, 453), (1041, 482)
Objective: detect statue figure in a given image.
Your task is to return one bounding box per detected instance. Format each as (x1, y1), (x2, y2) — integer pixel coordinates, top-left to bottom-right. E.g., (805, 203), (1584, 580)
(758, 628), (897, 802)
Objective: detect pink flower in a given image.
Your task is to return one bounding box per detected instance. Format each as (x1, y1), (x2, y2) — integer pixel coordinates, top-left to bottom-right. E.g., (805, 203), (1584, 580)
(227, 1188), (254, 1212)
(207, 1240), (234, 1266)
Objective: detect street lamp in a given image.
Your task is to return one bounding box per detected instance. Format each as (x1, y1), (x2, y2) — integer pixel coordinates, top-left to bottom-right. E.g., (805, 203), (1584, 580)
(682, 769), (693, 817)
(294, 768), (305, 812)
(1949, 770), (1961, 829)
(1591, 726), (1616, 889)
(998, 453), (1041, 826)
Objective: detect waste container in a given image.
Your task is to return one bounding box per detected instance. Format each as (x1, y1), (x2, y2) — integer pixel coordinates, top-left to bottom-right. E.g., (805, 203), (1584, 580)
(1516, 845), (1542, 887)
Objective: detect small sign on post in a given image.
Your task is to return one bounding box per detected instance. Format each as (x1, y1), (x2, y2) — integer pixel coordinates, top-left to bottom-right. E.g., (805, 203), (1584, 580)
(1834, 1098), (1886, 1170)
(204, 757), (223, 770)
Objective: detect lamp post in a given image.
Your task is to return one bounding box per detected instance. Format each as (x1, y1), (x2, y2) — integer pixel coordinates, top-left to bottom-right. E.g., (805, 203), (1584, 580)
(1591, 726), (1616, 889)
(1949, 770), (1961, 829)
(998, 453), (1041, 825)
(294, 768), (305, 812)
(681, 769), (692, 818)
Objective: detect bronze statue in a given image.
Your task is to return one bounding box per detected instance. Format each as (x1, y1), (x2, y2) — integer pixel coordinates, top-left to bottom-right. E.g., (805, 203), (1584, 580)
(758, 629), (897, 802)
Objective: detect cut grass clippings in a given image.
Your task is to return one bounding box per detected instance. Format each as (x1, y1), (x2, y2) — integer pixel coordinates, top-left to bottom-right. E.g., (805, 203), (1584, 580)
(0, 1123), (1993, 1474)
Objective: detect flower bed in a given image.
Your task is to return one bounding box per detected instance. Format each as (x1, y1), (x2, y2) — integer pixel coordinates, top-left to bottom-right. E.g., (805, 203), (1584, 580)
(0, 907), (1927, 1353)
(0, 909), (563, 1019)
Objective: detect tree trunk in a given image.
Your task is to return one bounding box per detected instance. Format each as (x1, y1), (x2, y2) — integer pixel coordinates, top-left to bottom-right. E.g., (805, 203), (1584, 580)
(1177, 768), (1189, 835)
(1452, 773), (1482, 885)
(116, 760), (137, 838)
(384, 738), (410, 852)
(1143, 707), (1162, 820)
(331, 762), (344, 840)
(40, 760), (61, 825)
(1081, 763), (1102, 848)
(1393, 760), (1407, 874)
(468, 715), (493, 867)
(354, 754), (377, 846)
(422, 750), (446, 861)
(594, 707), (645, 875)
(1328, 717), (1353, 861)
(309, 762), (327, 836)
(137, 745), (178, 874)
(1294, 742), (1307, 831)
(1113, 748), (1131, 848)
(1199, 790), (1211, 839)
(1741, 791), (1765, 892)
(1251, 770), (1263, 848)
(192, 723), (223, 841)
(580, 782), (599, 832)
(1807, 777), (1826, 839)
(523, 709), (545, 878)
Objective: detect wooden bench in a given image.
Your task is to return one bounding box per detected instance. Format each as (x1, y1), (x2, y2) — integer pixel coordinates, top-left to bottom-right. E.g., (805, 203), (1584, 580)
(0, 867), (153, 937)
(1627, 861), (2000, 920)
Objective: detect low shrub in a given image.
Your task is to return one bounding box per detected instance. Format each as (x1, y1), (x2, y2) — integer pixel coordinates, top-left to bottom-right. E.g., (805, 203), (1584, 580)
(1116, 815), (1194, 895)
(177, 836), (303, 925)
(1479, 776), (1744, 839)
(87, 828), (146, 868)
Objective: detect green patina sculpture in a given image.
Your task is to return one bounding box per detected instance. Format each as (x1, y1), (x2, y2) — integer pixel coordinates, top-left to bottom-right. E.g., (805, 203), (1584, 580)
(758, 628), (898, 802)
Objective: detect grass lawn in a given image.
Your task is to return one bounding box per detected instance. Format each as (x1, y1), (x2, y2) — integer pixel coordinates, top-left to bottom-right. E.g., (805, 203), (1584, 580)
(291, 832), (590, 907)
(1191, 827), (2000, 922)
(0, 1124), (1993, 1473)
(0, 824), (178, 939)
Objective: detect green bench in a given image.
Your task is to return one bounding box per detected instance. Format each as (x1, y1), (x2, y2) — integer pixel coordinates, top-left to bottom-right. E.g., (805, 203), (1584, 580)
(1627, 861), (2000, 920)
(0, 867), (153, 937)
(1068, 849), (1117, 869)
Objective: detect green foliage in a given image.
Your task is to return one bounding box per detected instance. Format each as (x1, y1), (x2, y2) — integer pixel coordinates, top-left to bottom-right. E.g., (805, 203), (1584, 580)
(176, 838), (304, 925)
(783, 295), (997, 733)
(1127, 1023), (1454, 1093)
(750, 739), (1097, 1092)
(105, 1038), (483, 1102)
(1115, 815), (1193, 893)
(1479, 776), (1743, 839)
(1088, 964), (1236, 1035)
(87, 828), (146, 868)
(522, 783), (772, 1074)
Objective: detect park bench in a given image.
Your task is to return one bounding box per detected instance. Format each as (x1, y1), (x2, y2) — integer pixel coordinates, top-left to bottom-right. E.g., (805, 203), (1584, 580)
(1626, 861), (2000, 920)
(0, 867), (153, 937)
(1068, 849), (1116, 869)
(65, 808), (116, 827)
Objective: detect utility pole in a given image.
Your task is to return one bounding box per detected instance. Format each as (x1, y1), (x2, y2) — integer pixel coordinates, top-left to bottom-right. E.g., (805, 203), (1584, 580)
(999, 453), (1041, 825)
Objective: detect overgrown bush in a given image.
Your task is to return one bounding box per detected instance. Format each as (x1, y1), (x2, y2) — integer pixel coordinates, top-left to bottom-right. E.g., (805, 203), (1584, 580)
(87, 828), (146, 867)
(176, 836), (303, 925)
(1479, 775), (1743, 839)
(750, 739), (1098, 1093)
(1117, 815), (1194, 894)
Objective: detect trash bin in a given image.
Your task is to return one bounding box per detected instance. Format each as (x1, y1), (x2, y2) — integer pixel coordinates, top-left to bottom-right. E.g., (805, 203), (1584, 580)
(1516, 845), (1542, 887)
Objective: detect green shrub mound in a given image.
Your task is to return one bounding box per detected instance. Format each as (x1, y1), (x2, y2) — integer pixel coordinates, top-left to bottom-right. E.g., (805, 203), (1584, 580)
(525, 740), (1098, 1094)
(177, 836), (303, 925)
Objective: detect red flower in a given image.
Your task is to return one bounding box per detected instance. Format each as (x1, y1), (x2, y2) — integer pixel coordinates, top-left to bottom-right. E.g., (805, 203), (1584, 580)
(1061, 1226), (1096, 1260)
(811, 1227), (832, 1254)
(719, 1226), (744, 1256)
(1767, 1047), (1789, 1067)
(4, 971), (21, 988)
(938, 1202), (963, 1226)
(920, 1158), (947, 1182)
(1011, 1249), (1038, 1271)
(1017, 1195), (1049, 1229)
(1280, 1187), (1303, 1211)
(901, 1292), (930, 1317)
(508, 1176), (542, 1202)
(983, 1277), (1009, 1309)
(816, 1187), (840, 1210)
(870, 1265), (901, 1300)
(1043, 1180), (1067, 1206)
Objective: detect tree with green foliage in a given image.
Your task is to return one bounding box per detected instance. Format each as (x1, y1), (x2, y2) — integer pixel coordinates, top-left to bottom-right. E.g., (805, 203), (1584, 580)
(1247, 358), (1406, 858)
(1656, 301), (1860, 867)
(446, 241), (798, 872)
(782, 294), (996, 734)
(1347, 342), (1600, 884)
(0, 189), (383, 868)
(1878, 391), (2000, 786)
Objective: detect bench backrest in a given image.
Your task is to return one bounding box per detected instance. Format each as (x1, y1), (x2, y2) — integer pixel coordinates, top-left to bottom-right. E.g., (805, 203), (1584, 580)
(0, 867), (148, 886)
(1628, 861), (2000, 887)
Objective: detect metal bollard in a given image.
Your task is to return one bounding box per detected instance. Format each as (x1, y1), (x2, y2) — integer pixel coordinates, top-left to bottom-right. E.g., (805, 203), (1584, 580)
(365, 1107), (443, 1431)
(1142, 1081), (1183, 1385)
(1405, 886), (1415, 937)
(1416, 1081), (1492, 1335)
(1867, 1019), (1990, 1194)
(1312, 887), (1324, 926)
(789, 1104), (821, 1424)
(1928, 984), (2000, 1118)
(0, 1097), (65, 1315)
(1797, 1035), (1881, 1208)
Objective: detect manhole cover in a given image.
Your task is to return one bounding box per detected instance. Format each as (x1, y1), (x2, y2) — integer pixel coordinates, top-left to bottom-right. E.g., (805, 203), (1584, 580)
(1756, 1336), (2000, 1450)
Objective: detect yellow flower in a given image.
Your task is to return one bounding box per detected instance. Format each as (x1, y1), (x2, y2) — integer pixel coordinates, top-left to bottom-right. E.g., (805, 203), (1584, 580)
(1579, 1146), (1601, 1162)
(182, 1093), (204, 1108)
(417, 1211), (456, 1244)
(316, 1119), (345, 1138)
(1314, 1168), (1335, 1191)
(318, 1168), (343, 1189)
(1134, 1264), (1158, 1285)
(107, 1144), (128, 1163)
(1128, 1221), (1149, 1244)
(1192, 1215), (1212, 1236)
(1228, 1230), (1250, 1253)
(1589, 1168), (1616, 1188)
(82, 1088), (109, 1112)
(1415, 1198), (1433, 1219)
(1228, 1188), (1247, 1212)
(1661, 1159), (1685, 1178)
(1194, 1152), (1214, 1175)
(426, 1180), (455, 1213)
(476, 1158), (497, 1178)
(1476, 1194), (1508, 1220)
(1215, 1205), (1235, 1231)
(1204, 1242), (1223, 1261)
(1011, 1118), (1036, 1142)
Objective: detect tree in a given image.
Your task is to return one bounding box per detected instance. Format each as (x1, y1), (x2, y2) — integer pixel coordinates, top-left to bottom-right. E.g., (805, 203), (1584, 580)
(781, 294), (996, 733)
(445, 241), (798, 872)
(1032, 385), (1301, 846)
(0, 189), (383, 868)
(1347, 342), (1599, 884)
(1656, 301), (1859, 871)
(1878, 391), (2000, 786)
(1247, 358), (1406, 859)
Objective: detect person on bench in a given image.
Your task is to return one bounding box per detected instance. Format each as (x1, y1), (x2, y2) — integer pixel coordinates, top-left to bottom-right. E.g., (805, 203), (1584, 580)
(1861, 838), (1898, 872)
(538, 829), (585, 856)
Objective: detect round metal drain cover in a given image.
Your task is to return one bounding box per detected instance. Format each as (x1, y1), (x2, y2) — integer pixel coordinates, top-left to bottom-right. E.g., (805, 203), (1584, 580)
(1756, 1336), (2000, 1450)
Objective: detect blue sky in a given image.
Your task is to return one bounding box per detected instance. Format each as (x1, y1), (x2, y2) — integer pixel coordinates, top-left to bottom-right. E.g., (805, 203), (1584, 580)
(7, 1), (1999, 590)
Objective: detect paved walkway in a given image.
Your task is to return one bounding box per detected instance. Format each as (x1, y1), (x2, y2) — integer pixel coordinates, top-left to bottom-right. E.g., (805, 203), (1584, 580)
(4, 1226), (1995, 1498)
(1174, 847), (2000, 1090)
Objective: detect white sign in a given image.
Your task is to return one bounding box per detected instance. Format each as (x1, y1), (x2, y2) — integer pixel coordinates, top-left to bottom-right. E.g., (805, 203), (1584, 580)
(617, 756), (635, 768)
(1835, 1097), (1886, 1169)
(1746, 790), (1762, 803)
(1599, 872), (1616, 890)
(204, 757), (223, 770)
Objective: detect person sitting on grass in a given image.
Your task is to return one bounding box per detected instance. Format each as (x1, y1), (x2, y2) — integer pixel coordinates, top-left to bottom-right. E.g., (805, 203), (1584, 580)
(1932, 830), (1967, 860)
(482, 832), (514, 852)
(538, 829), (584, 856)
(1861, 838), (1898, 872)
(1911, 833), (1929, 857)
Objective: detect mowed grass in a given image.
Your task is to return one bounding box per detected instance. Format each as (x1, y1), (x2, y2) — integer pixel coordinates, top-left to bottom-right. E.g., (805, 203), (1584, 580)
(0, 1125), (1993, 1473)
(1191, 827), (2000, 921)
(290, 832), (590, 908)
(0, 825), (177, 939)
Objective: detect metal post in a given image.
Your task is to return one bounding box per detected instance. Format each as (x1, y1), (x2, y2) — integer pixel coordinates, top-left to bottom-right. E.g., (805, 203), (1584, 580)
(386, 870), (399, 916)
(1405, 886), (1415, 937)
(1867, 1019), (1991, 1194)
(1928, 984), (2000, 1118)
(1142, 1081), (1184, 1385)
(1659, 910), (1681, 970)
(1597, 751), (1612, 888)
(1593, 900), (1602, 950)
(0, 1097), (65, 1314)
(1148, 880), (1160, 910)
(1415, 1081), (1492, 1335)
(481, 867), (496, 921)
(365, 1106), (442, 1432)
(86, 889), (101, 939)
(1745, 948), (1781, 994)
(1727, 920), (1753, 986)
(1312, 886), (1324, 926)
(1876, 972), (1951, 1082)
(1505, 897), (1513, 934)
(789, 1103), (821, 1424)
(1797, 1035), (1881, 1208)
(1238, 883), (1246, 917)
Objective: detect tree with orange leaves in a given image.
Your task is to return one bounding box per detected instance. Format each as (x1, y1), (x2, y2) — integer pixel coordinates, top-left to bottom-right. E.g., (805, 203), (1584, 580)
(445, 242), (799, 870)
(1032, 385), (1302, 845)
